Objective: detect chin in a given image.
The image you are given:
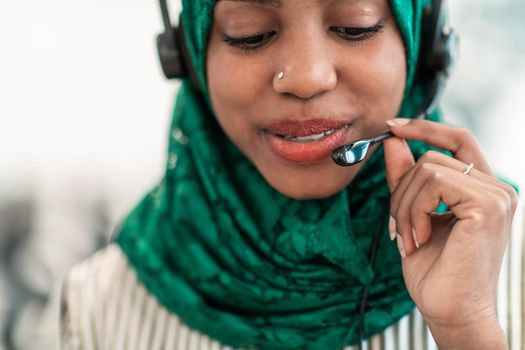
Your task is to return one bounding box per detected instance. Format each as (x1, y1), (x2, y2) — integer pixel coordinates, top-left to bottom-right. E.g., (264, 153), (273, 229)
(259, 162), (361, 200)
(278, 186), (345, 201)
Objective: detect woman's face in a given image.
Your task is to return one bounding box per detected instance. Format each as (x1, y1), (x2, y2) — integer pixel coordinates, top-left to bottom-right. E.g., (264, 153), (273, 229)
(207, 0), (406, 200)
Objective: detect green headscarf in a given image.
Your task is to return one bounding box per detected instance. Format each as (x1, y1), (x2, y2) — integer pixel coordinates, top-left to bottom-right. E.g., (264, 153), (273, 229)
(117, 0), (440, 349)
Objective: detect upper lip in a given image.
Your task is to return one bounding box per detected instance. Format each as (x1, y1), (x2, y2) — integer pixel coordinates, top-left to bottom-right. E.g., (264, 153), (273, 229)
(264, 119), (353, 137)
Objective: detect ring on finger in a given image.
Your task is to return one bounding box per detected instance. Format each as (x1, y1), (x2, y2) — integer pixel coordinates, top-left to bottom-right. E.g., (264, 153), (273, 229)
(463, 163), (474, 175)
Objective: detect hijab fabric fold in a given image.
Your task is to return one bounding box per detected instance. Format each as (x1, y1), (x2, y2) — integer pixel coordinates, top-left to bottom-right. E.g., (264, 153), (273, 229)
(117, 1), (441, 349)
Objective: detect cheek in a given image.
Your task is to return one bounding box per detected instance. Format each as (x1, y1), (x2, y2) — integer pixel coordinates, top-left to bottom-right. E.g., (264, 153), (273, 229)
(341, 31), (407, 117)
(376, 35), (407, 111)
(207, 33), (269, 119)
(206, 31), (277, 158)
(375, 35), (407, 110)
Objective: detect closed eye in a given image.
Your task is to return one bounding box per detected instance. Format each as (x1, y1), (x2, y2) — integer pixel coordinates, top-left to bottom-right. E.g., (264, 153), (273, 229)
(331, 21), (384, 42)
(222, 31), (277, 51)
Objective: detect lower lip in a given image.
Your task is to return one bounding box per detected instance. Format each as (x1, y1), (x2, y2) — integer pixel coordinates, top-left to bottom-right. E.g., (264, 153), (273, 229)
(265, 125), (351, 164)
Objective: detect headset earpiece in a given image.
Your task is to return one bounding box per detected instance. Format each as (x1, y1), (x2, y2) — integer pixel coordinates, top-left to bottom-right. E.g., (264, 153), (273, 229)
(416, 0), (460, 115)
(417, 0), (459, 80)
(156, 0), (200, 88)
(157, 25), (187, 79)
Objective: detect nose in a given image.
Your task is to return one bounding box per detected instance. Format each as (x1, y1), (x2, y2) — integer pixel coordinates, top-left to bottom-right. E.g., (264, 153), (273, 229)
(273, 40), (338, 100)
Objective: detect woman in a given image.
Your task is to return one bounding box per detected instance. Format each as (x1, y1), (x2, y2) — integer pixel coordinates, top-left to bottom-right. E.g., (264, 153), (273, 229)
(61, 0), (519, 349)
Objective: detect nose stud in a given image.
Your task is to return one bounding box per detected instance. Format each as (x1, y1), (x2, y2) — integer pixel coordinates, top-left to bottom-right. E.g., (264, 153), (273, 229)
(277, 72), (284, 80)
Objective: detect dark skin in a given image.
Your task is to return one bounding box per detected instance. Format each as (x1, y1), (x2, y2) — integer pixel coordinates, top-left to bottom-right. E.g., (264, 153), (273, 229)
(207, 0), (406, 199)
(206, 1), (517, 348)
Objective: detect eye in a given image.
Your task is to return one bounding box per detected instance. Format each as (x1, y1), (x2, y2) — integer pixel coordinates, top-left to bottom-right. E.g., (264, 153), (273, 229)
(222, 31), (277, 51)
(331, 21), (384, 42)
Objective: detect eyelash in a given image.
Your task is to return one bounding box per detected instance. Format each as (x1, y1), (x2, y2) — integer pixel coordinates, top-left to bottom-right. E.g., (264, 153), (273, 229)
(222, 21), (384, 52)
(331, 21), (385, 43)
(222, 31), (277, 52)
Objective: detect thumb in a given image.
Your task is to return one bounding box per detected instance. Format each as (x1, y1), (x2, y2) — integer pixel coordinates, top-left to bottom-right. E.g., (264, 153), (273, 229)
(383, 135), (416, 192)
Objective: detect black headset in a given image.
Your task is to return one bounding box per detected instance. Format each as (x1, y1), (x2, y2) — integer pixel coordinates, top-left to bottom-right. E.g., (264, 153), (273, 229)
(156, 0), (458, 103)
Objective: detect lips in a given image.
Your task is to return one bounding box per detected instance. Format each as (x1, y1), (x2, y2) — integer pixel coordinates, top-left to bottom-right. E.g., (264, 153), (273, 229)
(265, 119), (351, 137)
(263, 119), (355, 164)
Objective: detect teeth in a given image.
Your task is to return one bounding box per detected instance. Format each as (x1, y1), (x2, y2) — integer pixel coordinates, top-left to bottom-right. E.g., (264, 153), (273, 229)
(282, 125), (347, 142)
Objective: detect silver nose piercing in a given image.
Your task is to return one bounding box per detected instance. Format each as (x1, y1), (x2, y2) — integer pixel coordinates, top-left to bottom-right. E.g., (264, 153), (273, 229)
(277, 72), (284, 80)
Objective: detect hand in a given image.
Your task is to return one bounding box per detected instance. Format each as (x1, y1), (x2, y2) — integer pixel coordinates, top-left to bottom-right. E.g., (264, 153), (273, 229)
(383, 118), (517, 349)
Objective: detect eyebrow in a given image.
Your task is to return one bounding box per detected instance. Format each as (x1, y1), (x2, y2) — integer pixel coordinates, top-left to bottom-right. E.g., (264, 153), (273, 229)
(220, 0), (354, 7)
(221, 0), (281, 7)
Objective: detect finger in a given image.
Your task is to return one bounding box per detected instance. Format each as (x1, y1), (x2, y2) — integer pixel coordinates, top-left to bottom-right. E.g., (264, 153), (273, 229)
(397, 162), (499, 256)
(408, 166), (500, 243)
(394, 163), (441, 255)
(383, 135), (415, 192)
(386, 118), (493, 175)
(393, 152), (500, 253)
(394, 156), (517, 256)
(390, 150), (503, 223)
(394, 190), (420, 256)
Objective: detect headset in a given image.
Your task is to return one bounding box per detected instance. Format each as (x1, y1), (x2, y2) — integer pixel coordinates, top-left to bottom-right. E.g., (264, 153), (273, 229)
(156, 0), (459, 109)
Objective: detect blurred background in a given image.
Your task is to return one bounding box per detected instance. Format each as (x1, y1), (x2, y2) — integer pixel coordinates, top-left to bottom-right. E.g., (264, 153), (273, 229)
(0, 0), (524, 349)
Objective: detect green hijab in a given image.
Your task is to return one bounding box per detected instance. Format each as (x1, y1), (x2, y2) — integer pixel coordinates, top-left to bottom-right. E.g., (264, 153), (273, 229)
(117, 0), (441, 349)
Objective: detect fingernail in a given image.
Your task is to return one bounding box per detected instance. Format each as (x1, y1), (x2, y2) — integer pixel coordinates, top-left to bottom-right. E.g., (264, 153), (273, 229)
(412, 228), (420, 249)
(396, 234), (406, 258)
(389, 216), (397, 241)
(386, 118), (411, 126)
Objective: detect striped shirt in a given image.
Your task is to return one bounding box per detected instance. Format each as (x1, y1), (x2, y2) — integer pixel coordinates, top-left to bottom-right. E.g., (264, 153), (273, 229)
(60, 204), (524, 350)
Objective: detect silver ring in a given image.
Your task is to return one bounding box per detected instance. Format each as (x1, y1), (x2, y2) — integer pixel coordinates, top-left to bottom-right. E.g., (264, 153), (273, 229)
(463, 163), (474, 175)
(277, 72), (284, 80)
